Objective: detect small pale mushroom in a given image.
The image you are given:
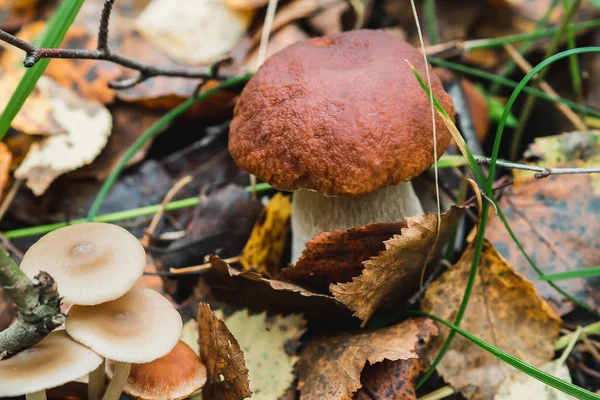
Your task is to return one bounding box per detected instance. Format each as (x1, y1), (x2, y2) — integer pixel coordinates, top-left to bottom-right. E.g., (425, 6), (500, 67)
(66, 288), (183, 400)
(0, 330), (103, 400)
(228, 30), (455, 262)
(20, 222), (147, 400)
(106, 341), (207, 400)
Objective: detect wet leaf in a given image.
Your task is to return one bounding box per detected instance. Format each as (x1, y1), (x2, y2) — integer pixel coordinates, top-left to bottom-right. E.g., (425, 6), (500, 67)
(71, 104), (163, 180)
(487, 131), (600, 314)
(331, 207), (463, 326)
(279, 222), (404, 293)
(495, 359), (576, 400)
(421, 240), (561, 400)
(14, 77), (112, 195)
(296, 317), (437, 400)
(215, 309), (306, 400)
(135, 0), (254, 65)
(198, 302), (252, 400)
(206, 256), (353, 322)
(240, 193), (291, 277)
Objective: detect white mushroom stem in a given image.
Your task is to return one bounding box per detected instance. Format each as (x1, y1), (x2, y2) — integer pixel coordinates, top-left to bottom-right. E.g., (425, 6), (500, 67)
(88, 359), (106, 400)
(26, 391), (47, 400)
(101, 362), (131, 400)
(291, 181), (424, 262)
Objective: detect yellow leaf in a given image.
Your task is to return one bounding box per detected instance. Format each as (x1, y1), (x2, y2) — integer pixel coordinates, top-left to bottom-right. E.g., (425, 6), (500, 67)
(240, 193), (291, 276)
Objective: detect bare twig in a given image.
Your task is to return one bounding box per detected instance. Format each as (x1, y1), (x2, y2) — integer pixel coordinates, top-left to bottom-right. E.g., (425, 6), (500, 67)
(477, 157), (600, 178)
(0, 0), (232, 90)
(0, 247), (65, 359)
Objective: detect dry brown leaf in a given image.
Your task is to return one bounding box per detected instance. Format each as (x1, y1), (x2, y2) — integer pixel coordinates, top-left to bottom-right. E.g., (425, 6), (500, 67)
(135, 0), (254, 65)
(296, 317), (436, 400)
(239, 192), (291, 276)
(331, 207), (463, 326)
(422, 240), (561, 400)
(207, 256), (353, 322)
(198, 302), (252, 400)
(279, 222), (405, 293)
(487, 131), (600, 314)
(0, 143), (12, 202)
(14, 77), (112, 195)
(70, 104), (163, 180)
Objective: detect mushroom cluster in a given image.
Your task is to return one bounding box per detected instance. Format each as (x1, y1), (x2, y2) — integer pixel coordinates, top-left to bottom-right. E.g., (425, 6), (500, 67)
(0, 223), (197, 400)
(229, 30), (455, 262)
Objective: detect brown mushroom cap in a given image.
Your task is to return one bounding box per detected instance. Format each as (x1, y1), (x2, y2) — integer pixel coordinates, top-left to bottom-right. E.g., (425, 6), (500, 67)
(66, 288), (182, 363)
(0, 330), (103, 397)
(106, 341), (207, 400)
(229, 29), (455, 197)
(20, 222), (146, 305)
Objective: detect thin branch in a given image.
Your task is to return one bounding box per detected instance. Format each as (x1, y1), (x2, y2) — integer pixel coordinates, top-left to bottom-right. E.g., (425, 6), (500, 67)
(97, 0), (115, 52)
(0, 247), (65, 359)
(477, 158), (600, 178)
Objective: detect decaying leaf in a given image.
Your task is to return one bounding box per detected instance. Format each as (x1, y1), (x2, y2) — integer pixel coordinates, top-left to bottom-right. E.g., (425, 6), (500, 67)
(198, 303), (252, 400)
(240, 192), (291, 277)
(279, 222), (405, 293)
(354, 320), (436, 400)
(296, 317), (437, 400)
(215, 309), (306, 400)
(135, 0), (254, 65)
(422, 240), (561, 400)
(0, 70), (64, 135)
(331, 207), (463, 326)
(14, 77), (112, 195)
(487, 131), (600, 314)
(206, 256), (353, 322)
(495, 359), (576, 400)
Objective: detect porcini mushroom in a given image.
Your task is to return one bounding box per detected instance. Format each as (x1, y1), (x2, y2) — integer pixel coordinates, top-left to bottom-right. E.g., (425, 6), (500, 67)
(20, 222), (146, 306)
(229, 30), (455, 262)
(106, 341), (207, 400)
(0, 330), (102, 400)
(66, 288), (183, 400)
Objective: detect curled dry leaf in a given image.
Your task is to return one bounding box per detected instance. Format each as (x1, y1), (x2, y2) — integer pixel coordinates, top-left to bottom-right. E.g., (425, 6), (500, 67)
(14, 77), (112, 195)
(215, 309), (306, 400)
(198, 303), (252, 400)
(296, 317), (437, 400)
(279, 222), (405, 293)
(207, 256), (353, 322)
(240, 192), (291, 277)
(487, 131), (600, 314)
(135, 0), (254, 65)
(331, 207), (463, 326)
(422, 240), (561, 400)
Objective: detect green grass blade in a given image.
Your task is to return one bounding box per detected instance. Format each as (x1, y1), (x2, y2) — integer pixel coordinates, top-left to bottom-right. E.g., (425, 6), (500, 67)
(538, 266), (600, 281)
(0, 0), (86, 140)
(3, 182), (273, 239)
(424, 0), (440, 45)
(428, 58), (600, 120)
(86, 73), (251, 220)
(408, 311), (600, 400)
(563, 0), (584, 101)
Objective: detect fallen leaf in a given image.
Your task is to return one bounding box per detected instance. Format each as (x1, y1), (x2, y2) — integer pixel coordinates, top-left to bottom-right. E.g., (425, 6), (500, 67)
(0, 143), (12, 202)
(70, 104), (163, 180)
(0, 0), (41, 31)
(215, 309), (306, 400)
(206, 256), (353, 322)
(296, 317), (437, 400)
(331, 207), (463, 326)
(135, 0), (254, 65)
(495, 359), (576, 400)
(0, 70), (65, 135)
(242, 24), (309, 73)
(240, 193), (291, 276)
(279, 222), (405, 293)
(14, 77), (112, 195)
(487, 131), (600, 314)
(198, 302), (252, 400)
(306, 0), (349, 35)
(421, 240), (561, 400)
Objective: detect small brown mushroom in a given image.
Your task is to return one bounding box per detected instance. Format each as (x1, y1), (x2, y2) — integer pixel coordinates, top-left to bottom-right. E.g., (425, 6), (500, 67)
(106, 341), (207, 400)
(0, 330), (103, 400)
(66, 288), (183, 400)
(229, 30), (455, 261)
